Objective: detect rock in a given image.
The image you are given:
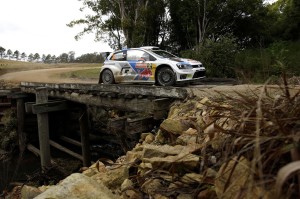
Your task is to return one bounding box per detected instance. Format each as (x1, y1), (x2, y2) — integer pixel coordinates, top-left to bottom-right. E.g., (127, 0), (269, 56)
(141, 178), (163, 196)
(197, 188), (217, 199)
(138, 162), (153, 176)
(140, 133), (155, 144)
(82, 160), (107, 177)
(143, 153), (200, 171)
(181, 173), (203, 184)
(215, 156), (251, 199)
(196, 97), (209, 109)
(204, 168), (217, 178)
(140, 133), (152, 141)
(34, 173), (118, 199)
(92, 165), (129, 190)
(121, 189), (143, 199)
(21, 185), (42, 199)
(142, 144), (185, 158)
(154, 130), (166, 144)
(153, 194), (169, 199)
(144, 134), (155, 144)
(176, 129), (198, 145)
(160, 118), (190, 135)
(125, 150), (143, 163)
(121, 179), (134, 191)
(177, 193), (194, 199)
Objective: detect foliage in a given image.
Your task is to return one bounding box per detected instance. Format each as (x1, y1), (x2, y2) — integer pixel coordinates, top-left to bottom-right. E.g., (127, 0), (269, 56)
(235, 40), (300, 82)
(181, 34), (239, 78)
(67, 0), (167, 49)
(75, 53), (105, 63)
(0, 110), (17, 151)
(267, 0), (300, 41)
(0, 47), (5, 59)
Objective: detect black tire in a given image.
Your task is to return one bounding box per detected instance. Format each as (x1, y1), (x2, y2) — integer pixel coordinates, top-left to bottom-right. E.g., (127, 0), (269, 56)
(101, 69), (115, 84)
(156, 67), (176, 86)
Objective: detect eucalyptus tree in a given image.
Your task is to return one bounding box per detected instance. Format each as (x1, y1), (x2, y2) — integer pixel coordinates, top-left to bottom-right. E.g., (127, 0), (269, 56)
(33, 53), (40, 62)
(51, 55), (57, 63)
(13, 50), (20, 60)
(0, 46), (5, 58)
(168, 0), (268, 49)
(6, 49), (12, 60)
(59, 53), (69, 63)
(21, 52), (27, 61)
(68, 0), (166, 49)
(45, 54), (52, 63)
(28, 53), (34, 62)
(42, 54), (46, 63)
(68, 51), (75, 62)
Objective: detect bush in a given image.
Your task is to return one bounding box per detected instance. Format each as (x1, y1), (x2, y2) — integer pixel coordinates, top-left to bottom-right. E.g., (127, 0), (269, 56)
(0, 109), (17, 151)
(235, 40), (300, 82)
(181, 34), (239, 78)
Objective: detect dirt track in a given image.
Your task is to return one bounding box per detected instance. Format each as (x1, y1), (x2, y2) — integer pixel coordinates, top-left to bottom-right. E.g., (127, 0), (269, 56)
(0, 67), (98, 84)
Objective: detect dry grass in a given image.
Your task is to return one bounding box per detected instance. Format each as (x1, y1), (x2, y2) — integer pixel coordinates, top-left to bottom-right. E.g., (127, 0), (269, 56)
(0, 59), (99, 75)
(203, 75), (300, 198)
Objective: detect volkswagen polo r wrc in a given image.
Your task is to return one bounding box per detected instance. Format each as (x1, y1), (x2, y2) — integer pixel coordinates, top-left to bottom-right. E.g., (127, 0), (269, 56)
(99, 46), (205, 86)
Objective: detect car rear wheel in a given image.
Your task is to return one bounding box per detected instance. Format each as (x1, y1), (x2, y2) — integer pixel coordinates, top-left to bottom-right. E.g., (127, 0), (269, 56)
(101, 69), (115, 84)
(156, 67), (176, 86)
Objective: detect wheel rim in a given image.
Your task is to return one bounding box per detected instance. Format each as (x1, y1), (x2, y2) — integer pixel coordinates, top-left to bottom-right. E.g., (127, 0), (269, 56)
(159, 70), (175, 85)
(103, 71), (113, 83)
(161, 71), (172, 83)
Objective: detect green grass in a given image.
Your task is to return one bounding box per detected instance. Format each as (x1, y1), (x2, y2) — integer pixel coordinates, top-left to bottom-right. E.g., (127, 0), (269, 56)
(59, 67), (101, 79)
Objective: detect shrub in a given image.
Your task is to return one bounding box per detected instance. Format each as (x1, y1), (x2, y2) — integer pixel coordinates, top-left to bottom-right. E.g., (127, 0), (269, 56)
(181, 34), (239, 78)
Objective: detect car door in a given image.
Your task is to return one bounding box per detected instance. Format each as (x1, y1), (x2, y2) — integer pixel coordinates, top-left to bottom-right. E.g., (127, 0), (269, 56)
(126, 49), (156, 82)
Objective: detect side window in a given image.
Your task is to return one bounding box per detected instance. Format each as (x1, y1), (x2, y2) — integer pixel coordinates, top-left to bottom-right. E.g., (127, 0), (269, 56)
(110, 51), (126, 61)
(127, 50), (149, 61)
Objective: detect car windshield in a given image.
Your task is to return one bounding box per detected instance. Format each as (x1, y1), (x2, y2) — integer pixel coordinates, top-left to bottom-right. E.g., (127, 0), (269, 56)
(152, 50), (178, 58)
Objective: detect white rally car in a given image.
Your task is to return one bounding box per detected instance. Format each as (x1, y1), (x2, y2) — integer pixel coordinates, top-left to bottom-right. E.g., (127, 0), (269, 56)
(99, 46), (205, 86)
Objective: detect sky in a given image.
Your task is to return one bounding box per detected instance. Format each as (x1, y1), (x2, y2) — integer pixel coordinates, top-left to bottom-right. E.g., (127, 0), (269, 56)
(0, 0), (278, 58)
(0, 0), (112, 57)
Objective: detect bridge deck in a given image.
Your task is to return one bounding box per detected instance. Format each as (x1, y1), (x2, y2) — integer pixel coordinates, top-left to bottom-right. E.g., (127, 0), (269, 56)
(20, 82), (188, 119)
(20, 82), (188, 99)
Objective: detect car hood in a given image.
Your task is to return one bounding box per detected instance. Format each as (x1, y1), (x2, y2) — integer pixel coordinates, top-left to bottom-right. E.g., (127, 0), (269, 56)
(168, 57), (202, 65)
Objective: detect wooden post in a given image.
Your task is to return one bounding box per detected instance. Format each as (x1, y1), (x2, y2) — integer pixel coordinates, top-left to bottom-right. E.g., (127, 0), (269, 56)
(16, 98), (26, 153)
(36, 87), (51, 170)
(79, 108), (91, 167)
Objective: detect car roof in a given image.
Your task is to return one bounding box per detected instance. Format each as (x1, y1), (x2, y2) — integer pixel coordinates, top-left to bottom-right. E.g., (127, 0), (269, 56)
(139, 46), (160, 50)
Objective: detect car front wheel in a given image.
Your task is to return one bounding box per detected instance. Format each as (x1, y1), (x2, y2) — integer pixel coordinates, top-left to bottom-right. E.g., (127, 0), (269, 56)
(156, 67), (176, 86)
(101, 69), (115, 84)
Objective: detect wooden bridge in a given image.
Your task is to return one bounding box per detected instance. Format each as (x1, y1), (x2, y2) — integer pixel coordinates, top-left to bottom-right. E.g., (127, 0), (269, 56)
(1, 82), (189, 170)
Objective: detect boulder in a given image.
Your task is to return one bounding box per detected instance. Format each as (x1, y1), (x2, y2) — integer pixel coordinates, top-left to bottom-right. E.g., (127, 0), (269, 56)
(176, 128), (198, 145)
(34, 173), (118, 199)
(143, 153), (200, 171)
(160, 118), (190, 135)
(142, 144), (185, 158)
(92, 165), (129, 190)
(141, 178), (163, 196)
(21, 185), (42, 199)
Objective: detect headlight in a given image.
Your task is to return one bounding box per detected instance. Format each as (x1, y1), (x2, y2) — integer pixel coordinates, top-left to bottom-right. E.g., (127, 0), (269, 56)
(176, 63), (192, 69)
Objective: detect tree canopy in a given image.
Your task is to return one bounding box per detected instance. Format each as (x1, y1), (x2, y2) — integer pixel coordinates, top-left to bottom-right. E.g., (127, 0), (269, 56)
(68, 0), (299, 50)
